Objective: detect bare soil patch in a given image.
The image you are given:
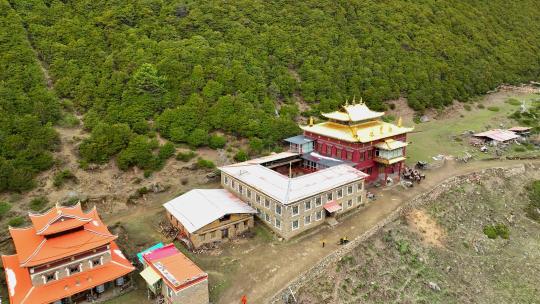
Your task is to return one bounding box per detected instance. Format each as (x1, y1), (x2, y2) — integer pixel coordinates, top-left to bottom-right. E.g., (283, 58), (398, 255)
(406, 209), (445, 247)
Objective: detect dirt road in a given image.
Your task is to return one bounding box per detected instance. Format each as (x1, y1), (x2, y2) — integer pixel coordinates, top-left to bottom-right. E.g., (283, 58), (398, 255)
(216, 158), (540, 304)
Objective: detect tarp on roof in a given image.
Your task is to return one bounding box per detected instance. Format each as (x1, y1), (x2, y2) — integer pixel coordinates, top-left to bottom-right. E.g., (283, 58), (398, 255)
(163, 189), (256, 233)
(140, 266), (161, 292)
(284, 135), (314, 145)
(323, 201), (341, 213)
(473, 129), (519, 142)
(137, 242), (164, 264)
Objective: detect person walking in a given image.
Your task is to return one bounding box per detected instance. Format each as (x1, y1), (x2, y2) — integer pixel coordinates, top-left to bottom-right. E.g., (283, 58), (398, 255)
(322, 240), (326, 248)
(241, 295), (247, 304)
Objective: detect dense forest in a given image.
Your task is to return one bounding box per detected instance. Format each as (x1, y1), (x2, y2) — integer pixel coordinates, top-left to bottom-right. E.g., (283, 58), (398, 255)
(2, 0), (540, 192)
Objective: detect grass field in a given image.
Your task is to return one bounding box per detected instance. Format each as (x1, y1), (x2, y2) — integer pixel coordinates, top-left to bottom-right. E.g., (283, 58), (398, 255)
(406, 93), (539, 164)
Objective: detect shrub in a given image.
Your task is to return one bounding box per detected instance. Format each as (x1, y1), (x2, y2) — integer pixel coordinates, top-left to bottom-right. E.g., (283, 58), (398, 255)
(196, 158), (215, 169)
(463, 104), (471, 111)
(158, 142), (176, 161)
(249, 138), (264, 154)
(209, 135), (227, 149)
(8, 216), (25, 227)
(477, 104), (485, 109)
(176, 151), (196, 162)
(526, 180), (540, 222)
(483, 224), (510, 239)
(413, 116), (422, 124)
(187, 128), (209, 147)
(0, 201), (12, 218)
(234, 150), (249, 162)
(58, 113), (80, 127)
(137, 187), (149, 196)
(29, 196), (48, 211)
(53, 169), (77, 187)
(506, 98), (521, 106)
(483, 225), (498, 239)
(513, 146), (526, 152)
(487, 106), (500, 112)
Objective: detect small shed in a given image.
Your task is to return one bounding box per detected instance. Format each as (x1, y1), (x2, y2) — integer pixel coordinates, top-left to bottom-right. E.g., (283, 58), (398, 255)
(284, 135), (315, 154)
(473, 129), (519, 144)
(508, 126), (532, 136)
(163, 189), (256, 248)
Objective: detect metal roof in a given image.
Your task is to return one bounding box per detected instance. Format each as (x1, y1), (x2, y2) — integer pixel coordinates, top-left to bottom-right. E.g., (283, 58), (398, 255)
(301, 120), (413, 143)
(321, 103), (384, 122)
(284, 135), (314, 145)
(473, 129), (519, 142)
(374, 139), (408, 150)
(508, 126), (532, 132)
(219, 163), (368, 205)
(163, 189), (256, 233)
(301, 152), (355, 168)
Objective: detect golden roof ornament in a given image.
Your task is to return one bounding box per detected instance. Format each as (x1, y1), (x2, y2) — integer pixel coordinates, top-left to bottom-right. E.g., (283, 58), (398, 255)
(397, 116), (403, 127)
(352, 95), (356, 105)
(309, 116), (314, 127)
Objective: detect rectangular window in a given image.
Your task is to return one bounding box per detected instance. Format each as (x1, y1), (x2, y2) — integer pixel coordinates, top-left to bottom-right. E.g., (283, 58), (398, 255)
(315, 196), (322, 206)
(275, 218), (281, 229)
(92, 258), (101, 267)
(45, 273), (55, 283)
(337, 188), (343, 199)
(292, 220), (299, 230)
(347, 185), (353, 195)
(347, 199), (353, 208)
(358, 196), (364, 206)
(305, 215), (311, 225)
(201, 234), (206, 241)
(247, 189), (252, 198)
(275, 204), (282, 215)
(292, 205), (299, 216)
(256, 208), (261, 214)
(305, 200), (311, 211)
(167, 286), (173, 298)
(224, 176), (229, 184)
(244, 220), (249, 227)
(231, 180), (236, 189)
(316, 211), (323, 221)
(327, 192), (333, 201)
(265, 213), (270, 222)
(238, 184), (243, 194)
(256, 194), (261, 203)
(368, 150), (373, 159)
(357, 182), (362, 191)
(211, 231), (216, 239)
(346, 151), (352, 160)
(265, 198), (270, 208)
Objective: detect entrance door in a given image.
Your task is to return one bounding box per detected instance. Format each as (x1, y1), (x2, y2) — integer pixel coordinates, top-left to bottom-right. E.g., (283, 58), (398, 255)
(221, 228), (229, 239)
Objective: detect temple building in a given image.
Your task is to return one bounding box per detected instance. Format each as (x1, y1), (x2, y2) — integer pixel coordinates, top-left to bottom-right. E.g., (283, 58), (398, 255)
(1, 204), (135, 304)
(285, 100), (414, 183)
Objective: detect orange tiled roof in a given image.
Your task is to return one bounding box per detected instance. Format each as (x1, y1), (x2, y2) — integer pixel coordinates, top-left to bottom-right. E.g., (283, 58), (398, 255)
(29, 203), (92, 235)
(2, 242), (134, 304)
(9, 207), (116, 267)
(143, 244), (207, 291)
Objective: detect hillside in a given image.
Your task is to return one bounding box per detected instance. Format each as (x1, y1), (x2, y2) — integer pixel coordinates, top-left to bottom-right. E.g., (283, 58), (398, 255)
(295, 165), (540, 303)
(2, 0), (540, 191)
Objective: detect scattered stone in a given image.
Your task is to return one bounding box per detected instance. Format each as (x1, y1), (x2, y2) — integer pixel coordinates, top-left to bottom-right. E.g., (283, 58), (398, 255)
(428, 281), (441, 291)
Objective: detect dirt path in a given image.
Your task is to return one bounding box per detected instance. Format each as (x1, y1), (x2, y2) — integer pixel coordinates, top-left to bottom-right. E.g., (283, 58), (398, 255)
(215, 158), (540, 304)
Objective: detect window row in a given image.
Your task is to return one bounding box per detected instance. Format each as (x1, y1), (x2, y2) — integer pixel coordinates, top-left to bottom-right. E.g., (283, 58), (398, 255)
(292, 211), (324, 230)
(224, 175), (283, 215)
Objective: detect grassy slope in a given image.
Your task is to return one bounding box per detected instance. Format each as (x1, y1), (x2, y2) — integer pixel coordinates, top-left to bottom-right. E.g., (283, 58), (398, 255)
(296, 167), (540, 303)
(407, 93), (539, 163)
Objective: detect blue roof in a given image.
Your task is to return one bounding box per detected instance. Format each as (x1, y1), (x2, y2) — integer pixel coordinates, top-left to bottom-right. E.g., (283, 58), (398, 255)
(136, 242), (164, 264)
(284, 135), (314, 145)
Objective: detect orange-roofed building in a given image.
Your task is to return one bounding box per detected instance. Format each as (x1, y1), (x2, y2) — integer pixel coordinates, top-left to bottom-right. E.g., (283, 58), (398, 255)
(1, 203), (135, 304)
(140, 243), (209, 304)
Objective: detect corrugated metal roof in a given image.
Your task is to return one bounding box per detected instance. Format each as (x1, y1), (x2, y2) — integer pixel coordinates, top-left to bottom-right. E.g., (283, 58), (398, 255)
(473, 129), (519, 142)
(508, 126), (532, 132)
(163, 189), (256, 233)
(301, 152), (355, 167)
(219, 163), (368, 205)
(284, 135), (315, 145)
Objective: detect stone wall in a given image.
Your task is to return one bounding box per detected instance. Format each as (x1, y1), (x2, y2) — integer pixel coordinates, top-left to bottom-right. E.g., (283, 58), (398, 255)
(268, 165), (527, 303)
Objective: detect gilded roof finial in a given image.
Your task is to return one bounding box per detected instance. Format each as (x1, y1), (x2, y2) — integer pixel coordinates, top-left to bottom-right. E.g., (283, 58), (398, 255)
(309, 116), (314, 127)
(397, 116), (403, 127)
(345, 98), (349, 106)
(360, 97), (363, 104)
(352, 95), (356, 105)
